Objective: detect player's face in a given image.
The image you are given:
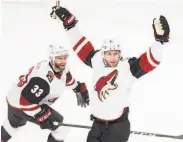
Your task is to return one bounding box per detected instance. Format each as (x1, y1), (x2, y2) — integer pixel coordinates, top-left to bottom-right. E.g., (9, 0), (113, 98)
(104, 50), (121, 67)
(54, 55), (68, 71)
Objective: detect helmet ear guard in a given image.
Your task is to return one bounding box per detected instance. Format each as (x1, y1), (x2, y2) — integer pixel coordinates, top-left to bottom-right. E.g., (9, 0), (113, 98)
(49, 56), (55, 66)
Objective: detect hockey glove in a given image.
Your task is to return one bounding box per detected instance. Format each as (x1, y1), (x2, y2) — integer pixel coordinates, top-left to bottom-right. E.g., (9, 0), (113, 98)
(73, 82), (90, 107)
(34, 104), (63, 130)
(153, 15), (170, 44)
(50, 6), (78, 30)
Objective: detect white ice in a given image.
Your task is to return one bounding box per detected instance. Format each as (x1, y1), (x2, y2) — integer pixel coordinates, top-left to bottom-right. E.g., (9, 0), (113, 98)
(0, 0), (183, 141)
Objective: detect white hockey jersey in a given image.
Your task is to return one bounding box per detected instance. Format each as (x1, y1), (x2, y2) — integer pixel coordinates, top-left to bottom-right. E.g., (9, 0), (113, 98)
(6, 60), (78, 116)
(66, 26), (163, 120)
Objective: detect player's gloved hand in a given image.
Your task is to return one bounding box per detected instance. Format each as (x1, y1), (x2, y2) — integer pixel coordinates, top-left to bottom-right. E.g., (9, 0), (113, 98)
(50, 6), (78, 30)
(73, 82), (90, 107)
(153, 15), (170, 44)
(34, 105), (53, 129)
(34, 104), (63, 130)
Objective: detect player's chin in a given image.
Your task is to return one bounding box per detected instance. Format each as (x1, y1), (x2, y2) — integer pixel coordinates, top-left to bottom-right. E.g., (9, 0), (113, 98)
(109, 62), (117, 67)
(59, 65), (66, 71)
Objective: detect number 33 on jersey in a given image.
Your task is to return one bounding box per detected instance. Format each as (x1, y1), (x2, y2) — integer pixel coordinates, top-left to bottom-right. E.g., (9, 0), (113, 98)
(6, 60), (77, 116)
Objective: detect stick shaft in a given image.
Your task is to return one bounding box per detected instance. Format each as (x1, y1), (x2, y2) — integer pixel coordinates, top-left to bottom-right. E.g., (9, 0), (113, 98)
(58, 123), (183, 139)
(56, 0), (60, 7)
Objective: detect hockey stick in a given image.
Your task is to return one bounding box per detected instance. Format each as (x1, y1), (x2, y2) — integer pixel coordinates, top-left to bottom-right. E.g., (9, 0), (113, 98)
(56, 0), (60, 7)
(130, 131), (183, 140)
(51, 0), (60, 19)
(57, 123), (183, 140)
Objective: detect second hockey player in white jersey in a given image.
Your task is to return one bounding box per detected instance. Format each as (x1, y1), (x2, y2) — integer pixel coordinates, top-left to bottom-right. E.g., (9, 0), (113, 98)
(1, 45), (90, 142)
(51, 6), (170, 142)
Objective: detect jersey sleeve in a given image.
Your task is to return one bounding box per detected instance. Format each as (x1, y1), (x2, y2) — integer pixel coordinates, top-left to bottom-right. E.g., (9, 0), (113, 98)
(66, 26), (97, 68)
(129, 41), (163, 79)
(65, 71), (78, 89)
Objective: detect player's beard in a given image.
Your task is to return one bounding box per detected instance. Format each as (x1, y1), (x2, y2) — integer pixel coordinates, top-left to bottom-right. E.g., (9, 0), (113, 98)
(54, 63), (66, 72)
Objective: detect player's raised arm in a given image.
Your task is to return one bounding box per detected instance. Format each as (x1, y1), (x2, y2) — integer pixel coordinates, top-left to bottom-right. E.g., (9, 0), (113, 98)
(129, 15), (170, 79)
(51, 6), (98, 68)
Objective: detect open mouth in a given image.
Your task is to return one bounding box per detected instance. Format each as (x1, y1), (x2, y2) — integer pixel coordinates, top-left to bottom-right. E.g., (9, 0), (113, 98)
(55, 64), (66, 70)
(60, 64), (65, 67)
(110, 62), (116, 64)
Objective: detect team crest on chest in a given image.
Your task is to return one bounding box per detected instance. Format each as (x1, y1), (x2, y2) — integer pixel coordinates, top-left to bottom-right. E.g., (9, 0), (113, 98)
(94, 69), (118, 102)
(46, 71), (54, 82)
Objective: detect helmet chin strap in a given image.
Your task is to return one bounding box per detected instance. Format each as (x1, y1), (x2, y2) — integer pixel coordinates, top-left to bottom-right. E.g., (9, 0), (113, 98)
(103, 58), (109, 67)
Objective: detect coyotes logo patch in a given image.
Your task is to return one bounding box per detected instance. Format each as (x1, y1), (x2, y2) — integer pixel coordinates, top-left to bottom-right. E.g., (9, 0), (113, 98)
(94, 69), (118, 102)
(46, 71), (54, 82)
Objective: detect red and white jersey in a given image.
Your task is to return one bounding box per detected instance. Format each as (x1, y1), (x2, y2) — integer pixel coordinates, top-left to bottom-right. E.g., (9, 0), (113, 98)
(6, 60), (77, 116)
(66, 26), (164, 120)
(90, 53), (136, 120)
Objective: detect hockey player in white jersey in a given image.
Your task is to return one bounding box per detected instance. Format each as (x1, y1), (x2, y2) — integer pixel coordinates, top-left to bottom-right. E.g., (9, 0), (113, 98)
(1, 45), (90, 142)
(51, 6), (170, 142)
